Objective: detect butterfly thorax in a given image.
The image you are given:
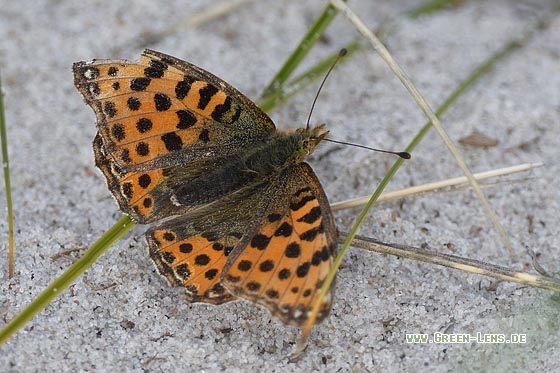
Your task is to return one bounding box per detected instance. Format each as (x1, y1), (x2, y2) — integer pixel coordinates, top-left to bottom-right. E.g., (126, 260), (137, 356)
(261, 124), (328, 166)
(172, 125), (329, 207)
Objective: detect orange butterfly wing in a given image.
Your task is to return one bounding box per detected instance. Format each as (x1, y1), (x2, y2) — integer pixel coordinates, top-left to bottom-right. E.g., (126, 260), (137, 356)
(145, 184), (265, 304)
(222, 163), (337, 326)
(73, 49), (275, 223)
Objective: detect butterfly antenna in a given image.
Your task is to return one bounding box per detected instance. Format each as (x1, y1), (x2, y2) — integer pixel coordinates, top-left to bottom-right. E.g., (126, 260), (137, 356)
(306, 49), (410, 160)
(306, 48), (347, 130)
(323, 138), (411, 159)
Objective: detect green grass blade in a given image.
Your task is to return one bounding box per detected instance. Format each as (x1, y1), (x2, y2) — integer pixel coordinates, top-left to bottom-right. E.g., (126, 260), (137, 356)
(259, 0), (459, 113)
(0, 215), (134, 345)
(405, 0), (463, 18)
(342, 9), (549, 293)
(0, 74), (15, 279)
(260, 3), (341, 100)
(259, 38), (364, 113)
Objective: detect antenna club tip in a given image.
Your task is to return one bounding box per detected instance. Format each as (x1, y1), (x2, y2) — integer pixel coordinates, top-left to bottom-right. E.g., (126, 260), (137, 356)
(339, 48), (348, 57)
(398, 152), (412, 159)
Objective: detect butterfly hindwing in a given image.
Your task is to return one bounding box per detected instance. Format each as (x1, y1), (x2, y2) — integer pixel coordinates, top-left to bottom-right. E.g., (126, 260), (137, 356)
(222, 163), (338, 326)
(147, 224), (239, 304)
(145, 184), (267, 304)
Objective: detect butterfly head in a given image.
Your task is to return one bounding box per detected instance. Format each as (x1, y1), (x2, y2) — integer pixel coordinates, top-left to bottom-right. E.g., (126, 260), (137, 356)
(294, 124), (329, 161)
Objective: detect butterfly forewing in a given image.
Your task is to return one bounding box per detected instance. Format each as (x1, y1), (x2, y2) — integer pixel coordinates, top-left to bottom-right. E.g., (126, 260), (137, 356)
(222, 164), (337, 326)
(74, 50), (275, 173)
(93, 133), (170, 223)
(74, 50), (277, 223)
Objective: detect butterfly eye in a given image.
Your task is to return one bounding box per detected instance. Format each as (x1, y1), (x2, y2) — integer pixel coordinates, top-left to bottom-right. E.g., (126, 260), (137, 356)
(302, 139), (313, 156)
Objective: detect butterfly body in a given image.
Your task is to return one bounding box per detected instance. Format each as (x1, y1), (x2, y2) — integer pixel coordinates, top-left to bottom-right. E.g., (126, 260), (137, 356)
(74, 50), (337, 326)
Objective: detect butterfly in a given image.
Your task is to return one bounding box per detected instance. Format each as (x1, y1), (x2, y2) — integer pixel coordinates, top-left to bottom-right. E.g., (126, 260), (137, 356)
(73, 49), (338, 326)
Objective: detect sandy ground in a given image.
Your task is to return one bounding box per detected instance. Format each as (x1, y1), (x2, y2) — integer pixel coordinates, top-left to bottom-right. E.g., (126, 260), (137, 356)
(1, 1), (559, 371)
